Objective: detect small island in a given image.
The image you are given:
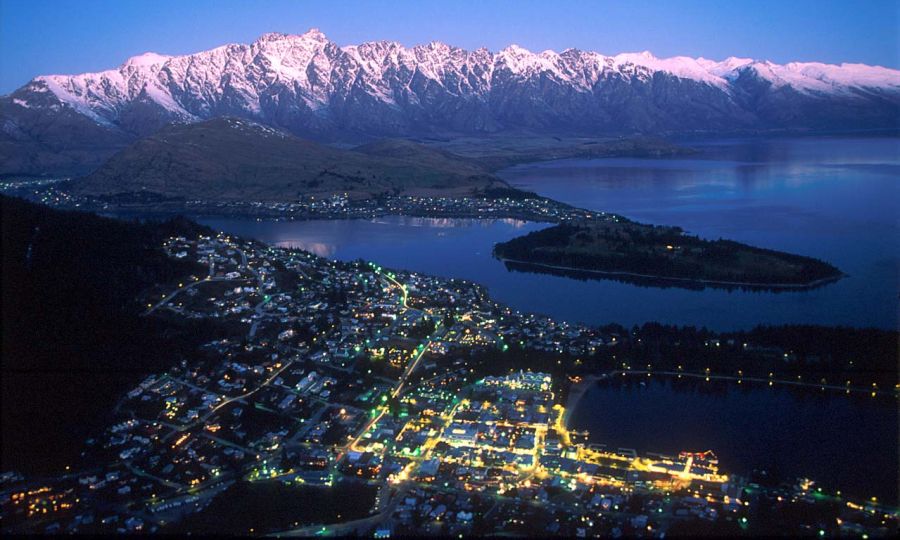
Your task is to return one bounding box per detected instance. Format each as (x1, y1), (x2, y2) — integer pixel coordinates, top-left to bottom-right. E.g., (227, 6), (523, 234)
(493, 221), (844, 290)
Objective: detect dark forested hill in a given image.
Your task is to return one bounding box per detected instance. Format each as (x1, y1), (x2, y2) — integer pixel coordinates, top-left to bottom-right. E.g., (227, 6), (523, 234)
(493, 222), (843, 289)
(0, 196), (211, 474)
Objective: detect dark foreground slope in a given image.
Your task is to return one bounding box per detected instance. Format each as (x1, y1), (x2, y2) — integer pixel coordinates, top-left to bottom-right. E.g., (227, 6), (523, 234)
(0, 196), (212, 474)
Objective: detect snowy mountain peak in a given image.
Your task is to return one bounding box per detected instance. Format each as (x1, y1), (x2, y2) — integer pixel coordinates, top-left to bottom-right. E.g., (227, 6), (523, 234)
(14, 30), (899, 109)
(123, 52), (171, 68)
(3, 29), (898, 153)
(254, 29), (332, 50)
(501, 43), (532, 55)
(301, 28), (329, 41)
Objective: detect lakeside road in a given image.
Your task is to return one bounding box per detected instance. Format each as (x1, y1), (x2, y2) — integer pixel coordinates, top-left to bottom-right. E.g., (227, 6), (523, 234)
(563, 370), (897, 432)
(144, 276), (242, 315)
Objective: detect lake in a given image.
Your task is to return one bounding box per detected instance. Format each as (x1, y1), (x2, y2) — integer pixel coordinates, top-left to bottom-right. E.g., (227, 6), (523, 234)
(196, 136), (899, 505)
(567, 374), (898, 504)
(199, 136), (899, 331)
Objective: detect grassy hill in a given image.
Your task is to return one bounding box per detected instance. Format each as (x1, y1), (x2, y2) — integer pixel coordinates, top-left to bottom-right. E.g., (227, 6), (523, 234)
(72, 118), (507, 202)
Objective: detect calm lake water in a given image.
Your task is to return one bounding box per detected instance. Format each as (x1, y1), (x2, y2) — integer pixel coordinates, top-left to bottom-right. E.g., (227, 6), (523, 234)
(197, 136), (899, 505)
(568, 375), (898, 504)
(200, 136), (899, 331)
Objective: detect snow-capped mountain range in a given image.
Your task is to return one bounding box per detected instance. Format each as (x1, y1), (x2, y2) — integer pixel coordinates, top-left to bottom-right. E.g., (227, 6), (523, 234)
(2, 29), (899, 175)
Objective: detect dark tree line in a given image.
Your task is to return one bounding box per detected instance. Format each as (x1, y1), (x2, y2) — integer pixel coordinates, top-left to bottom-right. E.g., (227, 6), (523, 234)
(494, 223), (841, 285)
(1, 196), (220, 474)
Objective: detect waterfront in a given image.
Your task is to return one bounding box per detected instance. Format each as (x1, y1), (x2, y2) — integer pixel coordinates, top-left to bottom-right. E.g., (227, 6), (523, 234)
(201, 137), (899, 331)
(501, 136), (900, 330)
(4, 203), (897, 535)
(193, 137), (900, 509)
(568, 374), (899, 505)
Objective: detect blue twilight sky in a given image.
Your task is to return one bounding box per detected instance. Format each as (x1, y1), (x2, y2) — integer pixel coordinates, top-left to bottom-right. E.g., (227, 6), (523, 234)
(1, 0), (898, 94)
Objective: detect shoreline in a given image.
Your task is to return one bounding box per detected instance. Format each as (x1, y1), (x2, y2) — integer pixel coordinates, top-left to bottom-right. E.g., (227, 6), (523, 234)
(497, 256), (845, 290)
(562, 370), (897, 431)
(562, 374), (604, 430)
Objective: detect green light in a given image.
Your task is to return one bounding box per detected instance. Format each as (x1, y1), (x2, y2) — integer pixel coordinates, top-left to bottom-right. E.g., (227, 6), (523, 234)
(381, 395), (388, 402)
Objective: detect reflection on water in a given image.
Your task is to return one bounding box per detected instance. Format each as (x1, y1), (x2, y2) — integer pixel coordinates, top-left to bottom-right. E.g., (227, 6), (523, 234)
(274, 241), (336, 257)
(262, 217), (527, 256)
(370, 216), (529, 229)
(201, 139), (900, 506)
(499, 136), (899, 330)
(196, 215), (547, 271)
(199, 137), (899, 331)
(569, 375), (898, 504)
(194, 137), (898, 508)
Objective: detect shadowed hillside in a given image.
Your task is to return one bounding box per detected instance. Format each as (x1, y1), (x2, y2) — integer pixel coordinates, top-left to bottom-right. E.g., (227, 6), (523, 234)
(71, 118), (507, 202)
(1, 196), (215, 474)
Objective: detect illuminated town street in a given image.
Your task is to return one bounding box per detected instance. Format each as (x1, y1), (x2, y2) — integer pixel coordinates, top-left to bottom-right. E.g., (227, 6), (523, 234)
(2, 232), (897, 536)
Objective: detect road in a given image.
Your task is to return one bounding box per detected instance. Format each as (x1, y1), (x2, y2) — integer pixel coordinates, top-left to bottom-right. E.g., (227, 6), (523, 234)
(342, 321), (443, 453)
(147, 243), (270, 342)
(144, 276), (240, 315)
(276, 501), (397, 537)
(154, 261), (441, 536)
(237, 245), (271, 340)
(379, 269), (445, 399)
(610, 369), (895, 396)
(161, 359), (295, 439)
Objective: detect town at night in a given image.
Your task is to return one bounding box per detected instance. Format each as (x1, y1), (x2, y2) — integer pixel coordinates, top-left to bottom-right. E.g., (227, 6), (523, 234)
(2, 0), (898, 537)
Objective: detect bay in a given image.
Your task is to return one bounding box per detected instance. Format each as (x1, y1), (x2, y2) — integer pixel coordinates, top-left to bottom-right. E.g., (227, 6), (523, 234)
(200, 136), (899, 331)
(568, 375), (898, 504)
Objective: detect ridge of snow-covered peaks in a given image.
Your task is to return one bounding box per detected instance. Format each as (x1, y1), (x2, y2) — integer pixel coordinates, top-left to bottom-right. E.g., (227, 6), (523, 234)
(614, 51), (730, 88)
(763, 61), (900, 93)
(33, 47), (193, 123)
(410, 42), (466, 79)
(493, 44), (574, 80)
(696, 57), (754, 78)
(8, 28), (900, 136)
(691, 57), (900, 96)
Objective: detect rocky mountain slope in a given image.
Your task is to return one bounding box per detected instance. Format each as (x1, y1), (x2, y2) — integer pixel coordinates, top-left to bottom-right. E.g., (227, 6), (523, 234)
(3, 29), (899, 175)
